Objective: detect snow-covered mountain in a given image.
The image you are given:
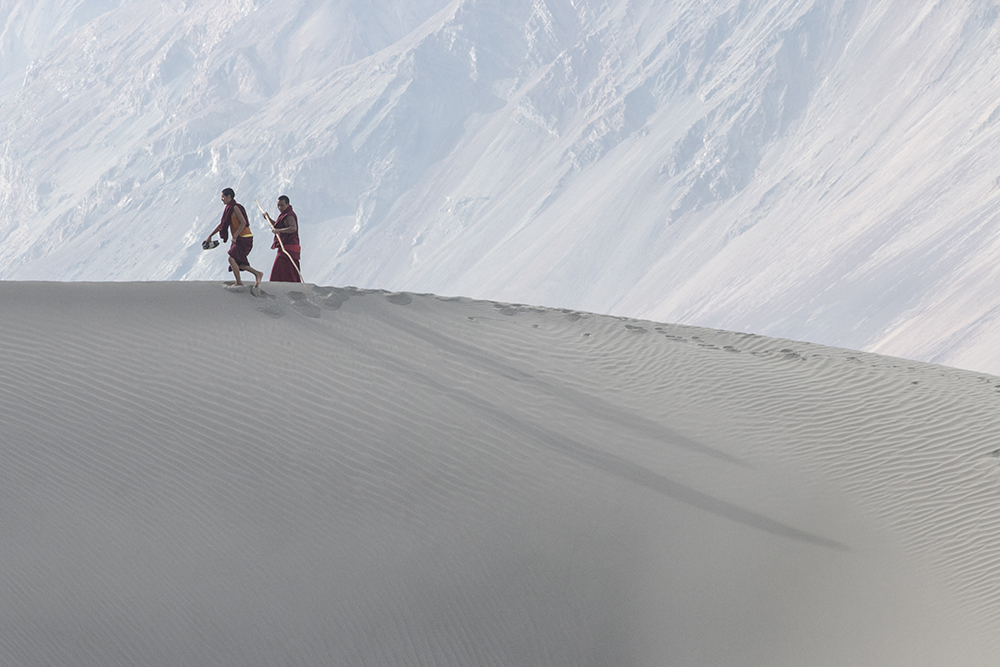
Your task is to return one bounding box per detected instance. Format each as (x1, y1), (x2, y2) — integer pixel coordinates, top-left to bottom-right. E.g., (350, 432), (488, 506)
(5, 0), (1000, 373)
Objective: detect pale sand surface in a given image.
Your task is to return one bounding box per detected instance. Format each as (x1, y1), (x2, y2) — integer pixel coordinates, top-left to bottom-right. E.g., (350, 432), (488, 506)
(2, 281), (999, 665)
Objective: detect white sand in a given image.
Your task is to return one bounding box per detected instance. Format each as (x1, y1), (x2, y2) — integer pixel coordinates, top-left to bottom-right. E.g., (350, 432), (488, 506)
(1, 281), (999, 665)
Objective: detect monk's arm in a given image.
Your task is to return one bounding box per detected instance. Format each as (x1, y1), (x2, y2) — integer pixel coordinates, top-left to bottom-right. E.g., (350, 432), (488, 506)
(206, 221), (223, 241)
(267, 213), (297, 235)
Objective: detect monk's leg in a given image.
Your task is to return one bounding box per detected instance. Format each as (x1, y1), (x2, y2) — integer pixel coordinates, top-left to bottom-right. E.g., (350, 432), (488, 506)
(246, 266), (263, 288)
(238, 263), (263, 289)
(229, 256), (243, 285)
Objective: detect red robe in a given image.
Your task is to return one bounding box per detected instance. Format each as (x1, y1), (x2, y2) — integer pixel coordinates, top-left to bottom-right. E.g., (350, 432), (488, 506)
(270, 206), (302, 282)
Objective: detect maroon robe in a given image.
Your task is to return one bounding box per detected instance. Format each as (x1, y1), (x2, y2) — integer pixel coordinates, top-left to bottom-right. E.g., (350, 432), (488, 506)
(270, 206), (302, 282)
(229, 236), (254, 268)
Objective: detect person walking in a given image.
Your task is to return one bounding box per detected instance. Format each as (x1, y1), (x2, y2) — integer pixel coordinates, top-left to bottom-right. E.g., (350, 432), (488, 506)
(262, 195), (302, 283)
(205, 188), (263, 295)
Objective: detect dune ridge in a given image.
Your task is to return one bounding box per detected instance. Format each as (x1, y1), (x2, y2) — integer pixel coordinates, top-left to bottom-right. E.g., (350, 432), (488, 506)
(1, 281), (998, 666)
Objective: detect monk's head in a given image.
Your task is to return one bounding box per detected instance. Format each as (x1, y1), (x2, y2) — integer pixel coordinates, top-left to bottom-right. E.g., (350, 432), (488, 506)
(277, 195), (290, 212)
(221, 188), (235, 204)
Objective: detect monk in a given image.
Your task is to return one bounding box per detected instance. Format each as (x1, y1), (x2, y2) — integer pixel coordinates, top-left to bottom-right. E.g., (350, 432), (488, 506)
(262, 195), (302, 282)
(205, 188), (263, 295)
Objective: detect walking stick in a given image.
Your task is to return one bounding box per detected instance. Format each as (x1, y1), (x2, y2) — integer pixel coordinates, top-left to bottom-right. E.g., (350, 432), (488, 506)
(254, 199), (305, 284)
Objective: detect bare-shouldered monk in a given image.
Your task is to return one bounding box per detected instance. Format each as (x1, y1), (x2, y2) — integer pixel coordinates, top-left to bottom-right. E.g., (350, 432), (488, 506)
(205, 188), (263, 295)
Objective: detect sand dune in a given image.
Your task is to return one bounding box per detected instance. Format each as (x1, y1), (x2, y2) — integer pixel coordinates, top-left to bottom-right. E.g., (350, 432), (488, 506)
(1, 281), (999, 665)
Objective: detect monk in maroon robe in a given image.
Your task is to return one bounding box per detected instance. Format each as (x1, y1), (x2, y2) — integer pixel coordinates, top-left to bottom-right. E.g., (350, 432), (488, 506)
(263, 195), (302, 283)
(204, 188), (263, 294)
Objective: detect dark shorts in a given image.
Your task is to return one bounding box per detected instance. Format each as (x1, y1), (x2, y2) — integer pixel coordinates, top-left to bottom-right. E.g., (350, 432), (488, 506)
(228, 236), (253, 268)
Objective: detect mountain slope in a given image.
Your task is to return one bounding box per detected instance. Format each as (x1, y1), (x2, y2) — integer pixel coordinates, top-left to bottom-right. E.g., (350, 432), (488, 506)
(4, 0), (1000, 372)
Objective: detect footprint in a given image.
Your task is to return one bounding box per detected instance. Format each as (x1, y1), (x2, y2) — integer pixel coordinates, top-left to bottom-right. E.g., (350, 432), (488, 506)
(319, 288), (351, 310)
(292, 301), (322, 318)
(256, 303), (285, 318)
(385, 293), (413, 306)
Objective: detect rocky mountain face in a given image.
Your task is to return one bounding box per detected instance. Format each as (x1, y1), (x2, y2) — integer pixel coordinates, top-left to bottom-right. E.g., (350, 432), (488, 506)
(5, 0), (1000, 371)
